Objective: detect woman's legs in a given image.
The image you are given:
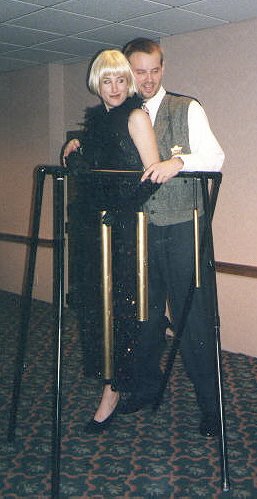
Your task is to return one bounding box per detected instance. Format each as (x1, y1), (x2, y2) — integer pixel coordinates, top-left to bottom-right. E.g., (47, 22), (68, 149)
(86, 215), (139, 427)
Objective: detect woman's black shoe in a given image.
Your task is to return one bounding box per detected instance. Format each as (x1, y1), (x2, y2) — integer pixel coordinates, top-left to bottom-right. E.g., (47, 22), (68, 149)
(118, 395), (155, 414)
(84, 405), (119, 434)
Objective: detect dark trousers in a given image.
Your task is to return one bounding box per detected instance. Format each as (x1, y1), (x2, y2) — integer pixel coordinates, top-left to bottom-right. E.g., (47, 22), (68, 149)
(133, 217), (218, 417)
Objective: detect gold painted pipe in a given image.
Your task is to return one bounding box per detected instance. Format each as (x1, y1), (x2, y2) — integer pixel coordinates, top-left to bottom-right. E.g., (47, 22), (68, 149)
(193, 208), (201, 288)
(136, 212), (148, 321)
(100, 211), (114, 381)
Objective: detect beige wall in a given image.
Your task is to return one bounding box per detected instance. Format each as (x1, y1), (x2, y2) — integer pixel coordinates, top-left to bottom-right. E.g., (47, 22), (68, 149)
(161, 20), (257, 357)
(0, 61), (95, 302)
(217, 273), (257, 355)
(162, 20), (257, 266)
(0, 18), (256, 356)
(0, 65), (66, 301)
(63, 62), (98, 131)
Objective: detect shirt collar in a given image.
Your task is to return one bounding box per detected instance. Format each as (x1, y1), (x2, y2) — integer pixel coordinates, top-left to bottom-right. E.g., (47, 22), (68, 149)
(144, 86), (166, 125)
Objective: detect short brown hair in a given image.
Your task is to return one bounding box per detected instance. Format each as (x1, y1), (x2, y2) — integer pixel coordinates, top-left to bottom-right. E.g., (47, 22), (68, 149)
(88, 49), (137, 97)
(123, 38), (164, 65)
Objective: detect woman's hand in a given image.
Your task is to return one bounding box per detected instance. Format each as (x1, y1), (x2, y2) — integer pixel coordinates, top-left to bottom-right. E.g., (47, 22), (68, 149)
(141, 157), (184, 184)
(63, 139), (81, 166)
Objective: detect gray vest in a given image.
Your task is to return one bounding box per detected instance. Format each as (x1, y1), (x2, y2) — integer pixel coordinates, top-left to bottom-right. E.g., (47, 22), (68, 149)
(144, 94), (203, 225)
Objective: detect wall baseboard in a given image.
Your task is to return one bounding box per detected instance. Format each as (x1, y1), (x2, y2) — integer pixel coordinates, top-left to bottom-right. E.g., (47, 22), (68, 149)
(216, 261), (257, 279)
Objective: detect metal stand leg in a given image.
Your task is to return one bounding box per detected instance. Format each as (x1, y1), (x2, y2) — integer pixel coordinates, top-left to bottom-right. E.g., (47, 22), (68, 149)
(201, 176), (230, 493)
(8, 166), (66, 498)
(8, 167), (46, 442)
(51, 172), (65, 498)
(154, 173), (230, 493)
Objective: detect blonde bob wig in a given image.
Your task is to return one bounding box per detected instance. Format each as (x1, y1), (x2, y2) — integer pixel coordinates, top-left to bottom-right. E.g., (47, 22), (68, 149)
(88, 49), (137, 97)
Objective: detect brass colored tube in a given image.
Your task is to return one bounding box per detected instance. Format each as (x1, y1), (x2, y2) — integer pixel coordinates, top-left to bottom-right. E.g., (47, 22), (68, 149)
(193, 208), (201, 288)
(136, 212), (148, 321)
(100, 211), (113, 380)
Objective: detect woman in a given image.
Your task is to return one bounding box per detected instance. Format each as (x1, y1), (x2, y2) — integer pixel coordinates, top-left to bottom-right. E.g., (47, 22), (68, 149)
(64, 49), (181, 433)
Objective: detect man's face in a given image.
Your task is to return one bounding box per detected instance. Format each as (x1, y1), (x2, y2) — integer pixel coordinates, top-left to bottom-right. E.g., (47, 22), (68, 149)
(128, 50), (164, 100)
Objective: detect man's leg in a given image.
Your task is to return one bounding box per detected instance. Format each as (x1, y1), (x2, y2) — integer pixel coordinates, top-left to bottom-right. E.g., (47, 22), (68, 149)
(165, 218), (218, 432)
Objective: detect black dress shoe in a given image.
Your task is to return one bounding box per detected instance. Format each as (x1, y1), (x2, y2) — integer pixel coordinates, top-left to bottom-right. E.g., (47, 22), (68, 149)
(200, 416), (219, 438)
(85, 405), (119, 434)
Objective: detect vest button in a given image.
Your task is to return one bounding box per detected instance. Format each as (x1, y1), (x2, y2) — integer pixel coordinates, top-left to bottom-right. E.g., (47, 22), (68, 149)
(150, 210), (155, 214)
(152, 196), (156, 200)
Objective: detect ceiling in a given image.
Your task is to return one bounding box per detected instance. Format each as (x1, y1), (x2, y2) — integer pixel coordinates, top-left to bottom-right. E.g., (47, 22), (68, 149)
(1, 0), (257, 73)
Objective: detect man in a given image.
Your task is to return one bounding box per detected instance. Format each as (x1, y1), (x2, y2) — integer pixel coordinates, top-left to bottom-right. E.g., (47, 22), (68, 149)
(63, 39), (225, 437)
(120, 38), (224, 438)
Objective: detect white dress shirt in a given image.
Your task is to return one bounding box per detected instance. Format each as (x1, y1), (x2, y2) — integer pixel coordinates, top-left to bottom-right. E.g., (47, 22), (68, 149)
(145, 86), (225, 172)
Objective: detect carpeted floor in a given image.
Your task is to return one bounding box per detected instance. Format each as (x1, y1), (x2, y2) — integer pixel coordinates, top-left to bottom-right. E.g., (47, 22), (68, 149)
(0, 290), (256, 498)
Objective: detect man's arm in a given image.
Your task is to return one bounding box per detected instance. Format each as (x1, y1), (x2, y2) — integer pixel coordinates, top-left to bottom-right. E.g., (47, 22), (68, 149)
(178, 100), (225, 172)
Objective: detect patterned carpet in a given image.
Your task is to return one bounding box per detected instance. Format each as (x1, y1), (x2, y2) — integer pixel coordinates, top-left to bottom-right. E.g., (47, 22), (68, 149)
(0, 290), (256, 498)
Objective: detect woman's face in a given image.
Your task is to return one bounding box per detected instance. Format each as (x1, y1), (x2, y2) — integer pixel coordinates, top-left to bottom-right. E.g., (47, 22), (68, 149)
(99, 73), (129, 109)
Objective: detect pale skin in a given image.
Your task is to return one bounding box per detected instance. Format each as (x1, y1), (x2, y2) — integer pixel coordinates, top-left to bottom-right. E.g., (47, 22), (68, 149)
(128, 108), (183, 181)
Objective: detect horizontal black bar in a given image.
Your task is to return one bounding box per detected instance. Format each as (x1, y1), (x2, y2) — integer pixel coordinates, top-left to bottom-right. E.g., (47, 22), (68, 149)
(35, 164), (222, 181)
(0, 233), (54, 247)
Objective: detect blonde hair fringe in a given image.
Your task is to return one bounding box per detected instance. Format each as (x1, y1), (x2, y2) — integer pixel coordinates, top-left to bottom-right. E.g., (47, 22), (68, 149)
(88, 49), (137, 97)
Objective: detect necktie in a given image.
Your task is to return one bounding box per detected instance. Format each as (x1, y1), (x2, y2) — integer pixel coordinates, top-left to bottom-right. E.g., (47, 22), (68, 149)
(141, 102), (149, 115)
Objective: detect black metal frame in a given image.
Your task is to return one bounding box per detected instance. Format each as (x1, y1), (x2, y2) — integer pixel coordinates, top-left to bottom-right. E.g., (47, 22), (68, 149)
(7, 166), (229, 497)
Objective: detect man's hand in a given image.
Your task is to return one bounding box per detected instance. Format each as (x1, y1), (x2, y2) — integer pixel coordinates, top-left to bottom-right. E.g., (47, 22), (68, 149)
(141, 157), (184, 184)
(63, 139), (81, 166)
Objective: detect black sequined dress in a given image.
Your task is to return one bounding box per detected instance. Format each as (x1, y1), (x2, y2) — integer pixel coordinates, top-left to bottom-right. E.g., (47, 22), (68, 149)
(83, 94), (144, 170)
(74, 95), (155, 391)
